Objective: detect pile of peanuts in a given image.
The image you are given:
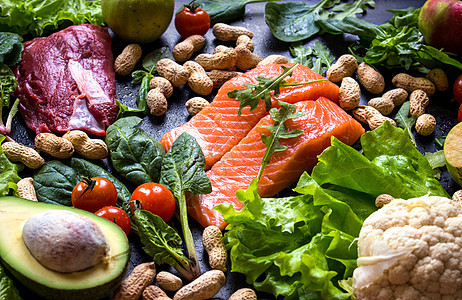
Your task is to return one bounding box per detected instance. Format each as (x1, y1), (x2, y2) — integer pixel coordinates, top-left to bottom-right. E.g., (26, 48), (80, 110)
(114, 23), (289, 118)
(326, 54), (446, 136)
(113, 225), (257, 300)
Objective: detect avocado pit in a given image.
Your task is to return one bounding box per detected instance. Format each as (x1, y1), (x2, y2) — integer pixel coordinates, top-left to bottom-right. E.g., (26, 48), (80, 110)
(22, 210), (110, 273)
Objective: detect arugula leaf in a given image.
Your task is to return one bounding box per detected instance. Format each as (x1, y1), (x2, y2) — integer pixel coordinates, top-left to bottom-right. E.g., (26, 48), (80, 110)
(257, 101), (303, 180)
(0, 135), (22, 197)
(394, 101), (416, 145)
(0, 263), (22, 300)
(106, 116), (165, 186)
(191, 0), (273, 24)
(425, 150), (446, 179)
(0, 0), (105, 37)
(265, 0), (375, 42)
(0, 32), (24, 66)
(289, 41), (335, 76)
(132, 210), (194, 280)
(289, 43), (313, 67)
(135, 73), (153, 114)
(228, 64), (327, 116)
(33, 158), (131, 207)
(160, 132), (212, 279)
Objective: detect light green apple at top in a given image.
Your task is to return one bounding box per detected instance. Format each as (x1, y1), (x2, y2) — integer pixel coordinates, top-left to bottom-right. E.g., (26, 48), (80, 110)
(101, 0), (175, 43)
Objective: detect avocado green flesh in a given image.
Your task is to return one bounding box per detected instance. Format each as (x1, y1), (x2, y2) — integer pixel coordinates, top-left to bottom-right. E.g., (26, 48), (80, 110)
(0, 196), (129, 299)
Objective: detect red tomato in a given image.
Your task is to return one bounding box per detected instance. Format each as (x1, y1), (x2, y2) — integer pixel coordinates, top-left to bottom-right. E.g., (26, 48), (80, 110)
(453, 74), (462, 105)
(458, 102), (462, 122)
(71, 177), (118, 213)
(175, 4), (210, 38)
(130, 183), (176, 222)
(95, 206), (131, 236)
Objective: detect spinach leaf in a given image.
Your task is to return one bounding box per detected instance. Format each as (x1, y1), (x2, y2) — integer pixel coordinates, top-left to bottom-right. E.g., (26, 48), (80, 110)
(0, 135), (22, 197)
(0, 263), (22, 300)
(265, 0), (375, 42)
(0, 32), (24, 66)
(142, 47), (172, 74)
(133, 210), (193, 280)
(106, 116), (165, 186)
(191, 0), (273, 24)
(160, 132), (211, 279)
(394, 101), (416, 145)
(257, 101), (303, 180)
(265, 1), (320, 43)
(33, 159), (131, 207)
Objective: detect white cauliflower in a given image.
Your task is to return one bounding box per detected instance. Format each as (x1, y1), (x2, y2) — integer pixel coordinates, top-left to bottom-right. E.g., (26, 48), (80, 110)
(353, 194), (462, 300)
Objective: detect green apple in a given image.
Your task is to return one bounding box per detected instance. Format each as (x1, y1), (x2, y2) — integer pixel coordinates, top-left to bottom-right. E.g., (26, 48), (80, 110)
(444, 122), (462, 186)
(419, 0), (462, 54)
(101, 0), (175, 43)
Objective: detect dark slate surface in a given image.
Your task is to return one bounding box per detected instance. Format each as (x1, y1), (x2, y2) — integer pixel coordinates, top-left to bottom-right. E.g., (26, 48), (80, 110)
(8, 0), (460, 299)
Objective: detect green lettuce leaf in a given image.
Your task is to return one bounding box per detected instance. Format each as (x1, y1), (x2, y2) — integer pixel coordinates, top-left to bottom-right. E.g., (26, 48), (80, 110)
(216, 123), (448, 299)
(0, 263), (22, 300)
(0, 0), (105, 37)
(0, 135), (22, 197)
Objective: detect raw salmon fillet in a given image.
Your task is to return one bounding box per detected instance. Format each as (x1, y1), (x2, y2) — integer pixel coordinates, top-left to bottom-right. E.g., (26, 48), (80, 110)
(188, 97), (365, 229)
(160, 63), (339, 170)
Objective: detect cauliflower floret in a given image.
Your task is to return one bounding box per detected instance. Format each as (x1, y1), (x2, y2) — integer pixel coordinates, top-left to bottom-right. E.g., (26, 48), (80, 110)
(353, 195), (462, 300)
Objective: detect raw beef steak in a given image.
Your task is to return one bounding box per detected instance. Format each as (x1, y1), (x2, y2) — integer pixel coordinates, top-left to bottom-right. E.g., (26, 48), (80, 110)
(15, 24), (118, 136)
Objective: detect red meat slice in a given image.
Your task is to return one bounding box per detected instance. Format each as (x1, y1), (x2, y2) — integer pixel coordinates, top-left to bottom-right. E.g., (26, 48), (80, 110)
(15, 24), (118, 136)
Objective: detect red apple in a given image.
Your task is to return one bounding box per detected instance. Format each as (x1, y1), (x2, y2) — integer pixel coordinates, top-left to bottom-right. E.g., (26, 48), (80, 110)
(418, 0), (462, 54)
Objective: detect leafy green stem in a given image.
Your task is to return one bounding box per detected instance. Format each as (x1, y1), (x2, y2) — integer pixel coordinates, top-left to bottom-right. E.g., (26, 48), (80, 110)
(279, 79), (327, 87)
(257, 101), (304, 181)
(178, 192), (201, 278)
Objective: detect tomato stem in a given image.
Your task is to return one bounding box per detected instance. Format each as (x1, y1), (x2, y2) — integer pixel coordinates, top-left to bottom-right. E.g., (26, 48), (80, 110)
(74, 177), (96, 201)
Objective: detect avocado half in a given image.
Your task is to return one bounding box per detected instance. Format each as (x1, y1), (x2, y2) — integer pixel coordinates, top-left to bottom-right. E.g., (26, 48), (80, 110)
(0, 196), (130, 300)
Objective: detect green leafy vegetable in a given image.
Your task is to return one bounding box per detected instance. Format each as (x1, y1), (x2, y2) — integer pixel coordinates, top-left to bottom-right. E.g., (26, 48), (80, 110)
(227, 64), (326, 116)
(190, 0), (273, 24)
(0, 263), (22, 300)
(115, 99), (145, 119)
(132, 210), (194, 280)
(265, 0), (375, 42)
(0, 135), (22, 197)
(160, 132), (212, 279)
(216, 123), (448, 299)
(0, 0), (105, 37)
(290, 41), (335, 76)
(106, 116), (165, 186)
(394, 101), (417, 145)
(0, 32), (24, 66)
(0, 64), (19, 135)
(257, 101), (303, 180)
(33, 158), (131, 207)
(142, 47), (173, 74)
(425, 150), (446, 179)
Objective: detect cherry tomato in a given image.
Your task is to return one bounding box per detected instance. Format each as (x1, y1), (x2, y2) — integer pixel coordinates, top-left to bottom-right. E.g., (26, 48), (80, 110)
(453, 74), (462, 105)
(95, 206), (131, 236)
(130, 183), (175, 222)
(71, 177), (118, 213)
(175, 4), (210, 38)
